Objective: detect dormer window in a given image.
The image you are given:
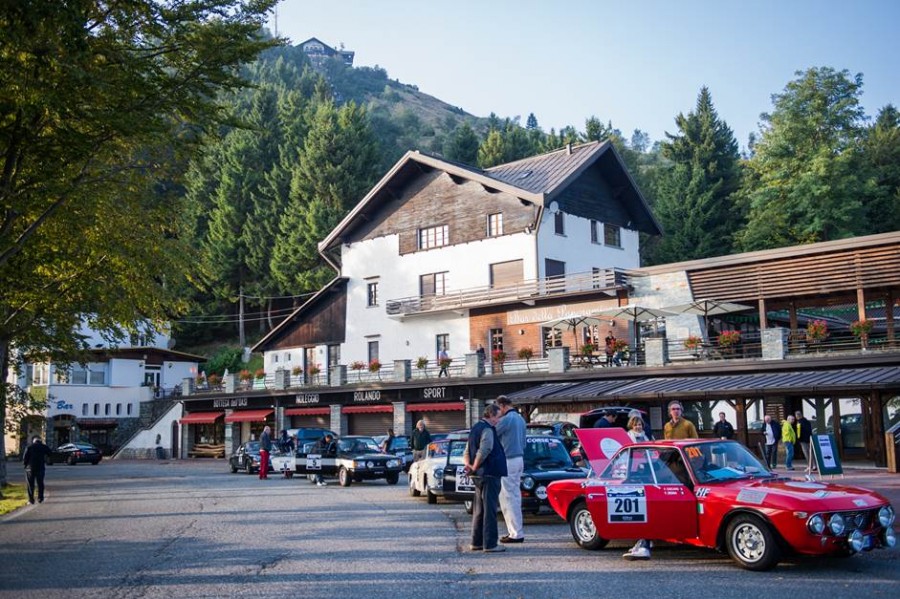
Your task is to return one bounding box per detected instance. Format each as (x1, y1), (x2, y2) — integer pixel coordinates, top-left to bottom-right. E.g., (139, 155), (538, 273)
(418, 225), (449, 250)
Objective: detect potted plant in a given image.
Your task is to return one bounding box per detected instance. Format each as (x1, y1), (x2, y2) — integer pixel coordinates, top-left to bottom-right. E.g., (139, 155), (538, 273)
(683, 336), (701, 351)
(350, 360), (366, 381)
(850, 319), (873, 348)
(254, 368), (265, 380)
(806, 320), (828, 346)
(239, 369), (252, 383)
(415, 356), (429, 372)
(308, 363), (321, 383)
(517, 347), (534, 372)
(291, 366), (303, 377)
(492, 349), (506, 373)
(195, 373), (206, 386)
(368, 359), (382, 380)
(207, 373), (220, 387)
(581, 343), (595, 357)
(717, 330), (741, 348)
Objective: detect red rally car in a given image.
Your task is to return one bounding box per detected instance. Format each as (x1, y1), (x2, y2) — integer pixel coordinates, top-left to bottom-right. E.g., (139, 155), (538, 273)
(547, 430), (896, 571)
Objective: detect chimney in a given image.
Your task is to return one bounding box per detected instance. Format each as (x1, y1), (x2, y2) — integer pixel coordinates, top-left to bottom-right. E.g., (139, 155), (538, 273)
(566, 142), (572, 155)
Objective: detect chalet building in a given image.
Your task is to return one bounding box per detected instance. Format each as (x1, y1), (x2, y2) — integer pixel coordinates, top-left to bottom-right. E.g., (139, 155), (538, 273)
(180, 142), (900, 469)
(299, 37), (355, 69)
(5, 326), (202, 458)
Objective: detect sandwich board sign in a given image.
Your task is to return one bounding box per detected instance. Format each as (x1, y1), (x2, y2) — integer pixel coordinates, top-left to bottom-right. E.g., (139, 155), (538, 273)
(812, 433), (843, 475)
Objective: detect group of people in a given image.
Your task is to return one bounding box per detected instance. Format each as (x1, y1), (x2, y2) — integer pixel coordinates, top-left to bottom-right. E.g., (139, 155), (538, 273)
(463, 395), (527, 553)
(762, 411), (814, 471)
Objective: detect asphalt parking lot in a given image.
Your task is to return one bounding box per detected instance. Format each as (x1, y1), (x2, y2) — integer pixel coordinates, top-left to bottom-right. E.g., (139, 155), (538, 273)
(0, 459), (898, 599)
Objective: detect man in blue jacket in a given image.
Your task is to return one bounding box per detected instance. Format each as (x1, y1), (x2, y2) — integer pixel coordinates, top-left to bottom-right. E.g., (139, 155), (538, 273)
(464, 404), (507, 553)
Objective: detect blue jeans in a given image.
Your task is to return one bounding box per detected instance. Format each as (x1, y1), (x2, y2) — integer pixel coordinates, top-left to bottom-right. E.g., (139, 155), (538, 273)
(784, 442), (795, 469)
(471, 475), (501, 549)
(765, 443), (778, 469)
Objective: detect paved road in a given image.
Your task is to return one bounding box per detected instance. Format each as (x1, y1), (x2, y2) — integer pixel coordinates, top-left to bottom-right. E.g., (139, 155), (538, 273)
(0, 460), (897, 599)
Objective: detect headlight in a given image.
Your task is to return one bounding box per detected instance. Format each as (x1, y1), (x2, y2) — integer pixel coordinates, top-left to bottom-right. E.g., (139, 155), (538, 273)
(828, 513), (846, 536)
(878, 506), (895, 528)
(433, 467), (444, 480)
(366, 461), (375, 469)
(884, 527), (897, 548)
(522, 476), (536, 491)
(848, 530), (864, 553)
(387, 459), (400, 468)
(353, 461), (366, 469)
(808, 514), (826, 535)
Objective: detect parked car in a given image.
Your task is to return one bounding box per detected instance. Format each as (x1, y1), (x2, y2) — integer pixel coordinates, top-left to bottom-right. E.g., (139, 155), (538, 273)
(295, 435), (403, 486)
(47, 442), (102, 465)
(547, 436), (896, 570)
(285, 427), (338, 453)
(578, 406), (646, 429)
(373, 434), (414, 472)
(408, 439), (452, 501)
(526, 421), (579, 453)
(229, 441), (284, 474)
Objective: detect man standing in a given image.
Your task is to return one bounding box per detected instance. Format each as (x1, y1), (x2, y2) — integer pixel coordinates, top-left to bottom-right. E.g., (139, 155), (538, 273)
(712, 412), (735, 440)
(781, 414), (797, 470)
(596, 412), (618, 428)
(311, 433), (335, 486)
(23, 436), (52, 504)
(464, 404), (507, 553)
(762, 415), (780, 469)
(259, 426), (272, 480)
(411, 420), (431, 462)
(495, 395), (526, 544)
(663, 401), (698, 439)
(795, 410), (815, 471)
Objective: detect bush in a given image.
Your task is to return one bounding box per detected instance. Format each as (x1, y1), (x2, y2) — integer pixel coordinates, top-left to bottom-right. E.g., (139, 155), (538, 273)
(205, 347), (243, 376)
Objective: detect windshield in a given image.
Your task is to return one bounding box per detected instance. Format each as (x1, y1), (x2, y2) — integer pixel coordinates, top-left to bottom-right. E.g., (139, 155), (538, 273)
(684, 442), (771, 483)
(338, 437), (380, 453)
(524, 437), (574, 469)
(448, 440), (468, 465)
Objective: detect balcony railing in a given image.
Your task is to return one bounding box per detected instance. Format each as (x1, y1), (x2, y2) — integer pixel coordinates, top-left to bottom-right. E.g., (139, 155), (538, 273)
(385, 269), (630, 316)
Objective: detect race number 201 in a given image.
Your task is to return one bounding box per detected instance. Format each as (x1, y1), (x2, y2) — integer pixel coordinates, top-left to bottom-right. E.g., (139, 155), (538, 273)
(607, 486), (647, 523)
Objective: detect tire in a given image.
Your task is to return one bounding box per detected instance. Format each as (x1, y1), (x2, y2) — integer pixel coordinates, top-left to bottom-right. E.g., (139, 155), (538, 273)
(725, 514), (782, 571)
(425, 476), (437, 504)
(91, 459), (100, 465)
(464, 499), (473, 515)
(568, 501), (608, 550)
(385, 472), (400, 485)
(67, 455), (77, 466)
(409, 475), (421, 497)
(230, 463), (238, 473)
(339, 467), (352, 487)
(246, 463), (255, 475)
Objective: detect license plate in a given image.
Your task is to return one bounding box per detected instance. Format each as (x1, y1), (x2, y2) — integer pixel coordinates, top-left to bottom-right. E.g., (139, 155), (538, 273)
(455, 466), (475, 492)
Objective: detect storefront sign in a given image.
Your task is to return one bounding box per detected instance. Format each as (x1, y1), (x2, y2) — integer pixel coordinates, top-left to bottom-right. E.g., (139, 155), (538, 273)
(213, 397), (248, 408)
(507, 300), (614, 325)
(812, 433), (843, 475)
(353, 390), (381, 402)
(295, 393), (320, 405)
(55, 400), (74, 411)
(422, 387), (446, 399)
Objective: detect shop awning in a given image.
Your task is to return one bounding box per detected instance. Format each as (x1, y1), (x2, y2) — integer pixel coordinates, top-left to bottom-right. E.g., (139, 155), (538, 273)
(342, 405), (393, 414)
(179, 411), (224, 425)
(76, 418), (118, 429)
(224, 409), (273, 423)
(285, 407), (331, 416)
(406, 401), (466, 412)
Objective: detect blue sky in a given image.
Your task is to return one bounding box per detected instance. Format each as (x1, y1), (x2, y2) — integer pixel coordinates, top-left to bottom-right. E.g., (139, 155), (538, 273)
(270, 0), (899, 149)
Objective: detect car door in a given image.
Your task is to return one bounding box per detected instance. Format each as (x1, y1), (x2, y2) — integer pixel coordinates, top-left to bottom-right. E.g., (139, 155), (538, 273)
(587, 447), (698, 541)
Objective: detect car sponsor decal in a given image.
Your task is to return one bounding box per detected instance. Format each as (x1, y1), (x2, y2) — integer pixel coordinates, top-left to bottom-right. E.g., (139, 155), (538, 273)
(607, 486), (647, 523)
(853, 498), (868, 507)
(270, 456), (295, 472)
(696, 487), (710, 498)
(784, 481), (826, 489)
(536, 486), (548, 500)
(736, 489), (767, 505)
(455, 466), (475, 492)
(306, 454), (322, 470)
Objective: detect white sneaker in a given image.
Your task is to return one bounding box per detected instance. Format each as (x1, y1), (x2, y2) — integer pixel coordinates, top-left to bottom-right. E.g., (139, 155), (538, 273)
(317, 481), (327, 487)
(623, 546), (651, 560)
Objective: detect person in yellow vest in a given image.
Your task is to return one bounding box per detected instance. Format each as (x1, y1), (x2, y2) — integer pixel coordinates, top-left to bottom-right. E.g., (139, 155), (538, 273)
(781, 415), (798, 470)
(664, 401), (699, 439)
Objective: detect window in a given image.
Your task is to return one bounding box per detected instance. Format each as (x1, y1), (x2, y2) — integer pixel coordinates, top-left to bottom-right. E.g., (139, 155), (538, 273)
(32, 363), (49, 385)
(545, 259), (566, 293)
(543, 327), (562, 355)
(93, 404), (99, 415)
(367, 281), (379, 307)
(489, 260), (524, 289)
(273, 354), (279, 363)
(490, 328), (504, 352)
(82, 404), (88, 416)
(367, 340), (379, 364)
(590, 220), (600, 244)
(418, 225), (449, 249)
(116, 403), (122, 415)
(592, 267), (603, 289)
(554, 211), (565, 235)
(420, 272), (447, 296)
(71, 368), (87, 384)
(487, 213), (503, 237)
(286, 352), (291, 361)
(127, 404), (132, 416)
(328, 345), (341, 370)
(604, 223), (621, 247)
(436, 334), (449, 354)
(105, 403), (111, 415)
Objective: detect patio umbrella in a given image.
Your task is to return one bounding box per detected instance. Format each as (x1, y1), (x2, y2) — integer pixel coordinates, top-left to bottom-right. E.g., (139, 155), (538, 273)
(662, 299), (753, 339)
(539, 315), (607, 351)
(593, 304), (676, 350)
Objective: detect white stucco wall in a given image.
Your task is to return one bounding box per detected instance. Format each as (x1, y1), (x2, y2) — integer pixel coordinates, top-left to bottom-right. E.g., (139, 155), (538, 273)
(161, 361), (197, 388)
(537, 210), (640, 275)
(109, 358), (144, 387)
(45, 384), (153, 419)
(122, 401), (183, 454)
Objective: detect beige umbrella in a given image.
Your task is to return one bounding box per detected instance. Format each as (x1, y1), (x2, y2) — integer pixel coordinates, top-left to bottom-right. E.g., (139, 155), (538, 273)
(593, 304), (676, 351)
(662, 299), (753, 338)
(539, 315), (607, 351)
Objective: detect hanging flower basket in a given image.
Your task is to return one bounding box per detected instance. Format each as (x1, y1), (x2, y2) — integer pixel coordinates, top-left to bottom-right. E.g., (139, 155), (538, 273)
(492, 349), (506, 372)
(368, 359), (382, 380)
(415, 357), (429, 370)
(291, 366), (303, 377)
(239, 369), (252, 382)
(254, 368), (266, 380)
(717, 330), (741, 348)
(350, 361), (366, 381)
(207, 374), (220, 386)
(308, 364), (321, 382)
(850, 320), (873, 338)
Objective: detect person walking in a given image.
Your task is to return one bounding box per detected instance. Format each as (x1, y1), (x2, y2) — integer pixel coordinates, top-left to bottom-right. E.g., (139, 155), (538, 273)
(663, 401), (698, 440)
(604, 332), (616, 367)
(762, 415), (781, 469)
(411, 420), (431, 462)
(495, 395), (526, 544)
(380, 428), (396, 453)
(712, 412), (735, 440)
(23, 436), (52, 504)
(795, 411), (815, 471)
(258, 426), (272, 480)
(464, 404), (507, 553)
(781, 414), (797, 470)
(438, 348), (450, 377)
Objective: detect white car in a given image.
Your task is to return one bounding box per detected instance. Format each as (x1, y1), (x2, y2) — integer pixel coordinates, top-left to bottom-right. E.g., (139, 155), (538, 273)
(408, 439), (452, 503)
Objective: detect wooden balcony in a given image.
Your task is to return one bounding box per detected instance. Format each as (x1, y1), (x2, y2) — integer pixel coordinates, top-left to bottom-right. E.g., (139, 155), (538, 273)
(385, 268), (630, 317)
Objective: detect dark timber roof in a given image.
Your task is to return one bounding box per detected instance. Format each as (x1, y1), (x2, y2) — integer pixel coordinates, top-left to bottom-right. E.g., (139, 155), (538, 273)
(485, 142), (604, 195)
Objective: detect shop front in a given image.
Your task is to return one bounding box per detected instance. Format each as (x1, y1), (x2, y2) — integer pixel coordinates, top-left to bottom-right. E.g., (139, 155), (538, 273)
(343, 405), (392, 436)
(286, 406), (331, 428)
(406, 401), (466, 432)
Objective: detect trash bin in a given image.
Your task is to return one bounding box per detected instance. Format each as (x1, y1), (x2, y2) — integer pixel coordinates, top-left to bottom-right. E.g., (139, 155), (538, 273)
(887, 422), (900, 474)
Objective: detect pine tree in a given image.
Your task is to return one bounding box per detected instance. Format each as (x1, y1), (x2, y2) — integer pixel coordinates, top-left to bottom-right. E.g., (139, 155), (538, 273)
(648, 87), (742, 263)
(860, 105), (900, 233)
(477, 129), (507, 168)
(442, 123), (480, 165)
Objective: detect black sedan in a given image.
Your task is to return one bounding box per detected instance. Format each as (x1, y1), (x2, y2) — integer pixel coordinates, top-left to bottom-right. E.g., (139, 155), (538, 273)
(373, 434), (414, 472)
(47, 442), (102, 465)
(295, 435), (404, 486)
(229, 441), (283, 474)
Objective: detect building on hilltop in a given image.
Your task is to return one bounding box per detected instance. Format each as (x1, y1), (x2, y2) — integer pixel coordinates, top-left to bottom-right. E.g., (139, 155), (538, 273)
(299, 37), (355, 69)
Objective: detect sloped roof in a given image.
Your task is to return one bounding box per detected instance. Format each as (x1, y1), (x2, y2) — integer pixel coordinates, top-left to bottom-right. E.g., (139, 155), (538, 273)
(251, 277), (348, 352)
(485, 141), (608, 196)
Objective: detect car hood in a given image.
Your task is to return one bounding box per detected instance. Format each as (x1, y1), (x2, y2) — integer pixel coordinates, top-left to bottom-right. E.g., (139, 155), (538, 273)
(343, 451), (395, 460)
(526, 466), (588, 483)
(710, 478), (890, 510)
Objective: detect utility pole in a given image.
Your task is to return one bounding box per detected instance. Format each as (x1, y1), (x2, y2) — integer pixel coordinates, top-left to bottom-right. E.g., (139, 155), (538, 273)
(239, 285), (245, 349)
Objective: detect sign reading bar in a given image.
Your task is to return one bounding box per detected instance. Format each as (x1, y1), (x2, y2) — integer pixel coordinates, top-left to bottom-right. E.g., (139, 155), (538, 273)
(354, 390), (381, 402)
(422, 387), (446, 399)
(214, 397), (248, 408)
(295, 393), (320, 405)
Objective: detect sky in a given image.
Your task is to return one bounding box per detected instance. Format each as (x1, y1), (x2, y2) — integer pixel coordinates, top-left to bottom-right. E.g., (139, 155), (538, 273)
(269, 0), (900, 150)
